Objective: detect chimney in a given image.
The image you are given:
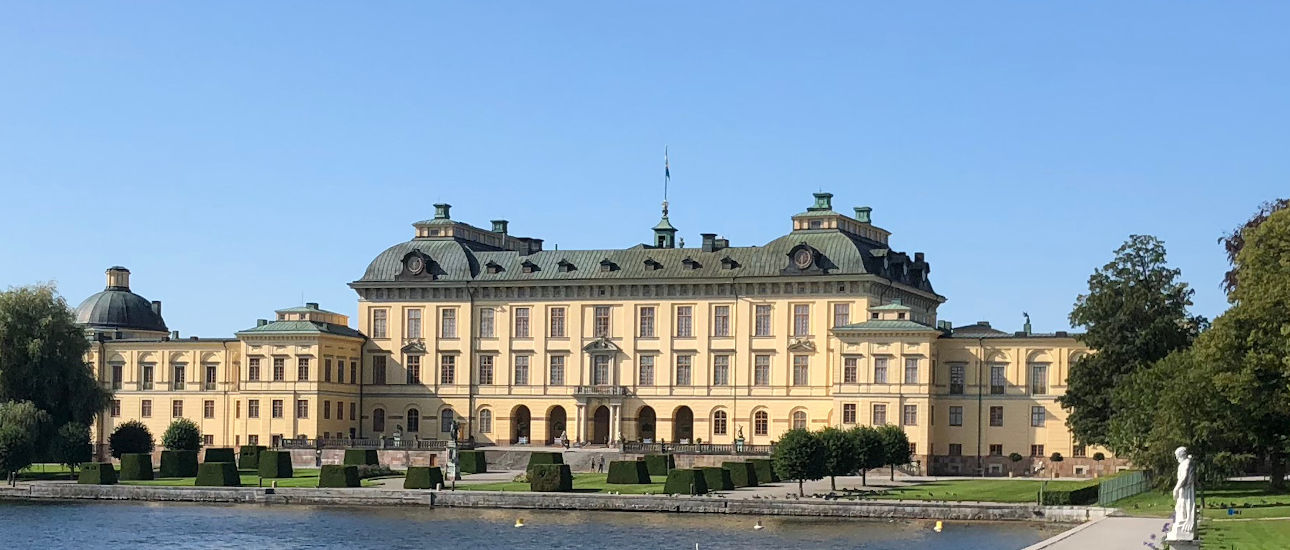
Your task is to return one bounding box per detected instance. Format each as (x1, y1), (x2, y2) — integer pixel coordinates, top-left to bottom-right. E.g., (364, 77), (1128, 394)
(854, 207), (872, 224)
(171, 330), (179, 339)
(433, 203), (452, 220)
(914, 252), (925, 263)
(937, 320), (952, 332)
(151, 301), (161, 316)
(491, 219), (509, 236)
(306, 302), (319, 310)
(700, 233), (717, 252)
(809, 192), (834, 211)
(105, 266), (131, 290)
(978, 321), (991, 328)
(257, 319), (268, 327)
(714, 237), (729, 251)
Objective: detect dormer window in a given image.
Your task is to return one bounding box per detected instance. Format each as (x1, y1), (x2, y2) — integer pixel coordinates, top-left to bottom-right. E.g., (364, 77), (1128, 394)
(643, 258), (663, 270)
(898, 312), (907, 320)
(599, 258), (618, 272)
(681, 257), (701, 269)
(809, 220), (823, 229)
(558, 259), (575, 273)
(485, 261), (504, 274)
(521, 260), (538, 274)
(720, 256), (739, 270)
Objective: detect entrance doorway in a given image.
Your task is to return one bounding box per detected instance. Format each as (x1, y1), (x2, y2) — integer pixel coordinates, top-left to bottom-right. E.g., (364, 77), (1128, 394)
(511, 405), (531, 444)
(637, 406), (656, 442)
(548, 406), (567, 444)
(592, 406), (610, 444)
(673, 406), (694, 443)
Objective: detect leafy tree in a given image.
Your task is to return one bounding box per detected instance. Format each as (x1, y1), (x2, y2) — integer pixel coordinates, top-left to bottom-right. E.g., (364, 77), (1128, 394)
(849, 426), (884, 486)
(162, 418), (202, 451)
(0, 285), (112, 429)
(877, 425), (911, 481)
(51, 422), (92, 476)
(109, 420), (154, 458)
(1059, 235), (1205, 448)
(1049, 452), (1063, 463)
(1220, 198), (1288, 293)
(0, 401), (51, 485)
(771, 428), (825, 496)
(818, 427), (858, 491)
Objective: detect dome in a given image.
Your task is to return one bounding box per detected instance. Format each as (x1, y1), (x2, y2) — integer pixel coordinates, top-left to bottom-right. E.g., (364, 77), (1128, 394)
(74, 267), (168, 334)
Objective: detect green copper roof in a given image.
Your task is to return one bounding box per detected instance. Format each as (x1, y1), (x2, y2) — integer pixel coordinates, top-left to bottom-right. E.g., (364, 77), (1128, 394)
(236, 320), (365, 339)
(652, 216), (677, 231)
(833, 319), (938, 332)
(870, 303), (911, 311)
(275, 305), (342, 315)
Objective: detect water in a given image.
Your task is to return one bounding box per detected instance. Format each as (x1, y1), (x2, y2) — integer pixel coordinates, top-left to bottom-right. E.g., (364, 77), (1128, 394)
(0, 501), (1063, 549)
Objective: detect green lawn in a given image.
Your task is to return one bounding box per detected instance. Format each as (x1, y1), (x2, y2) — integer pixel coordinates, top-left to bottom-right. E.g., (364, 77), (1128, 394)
(16, 464), (75, 481)
(1205, 518), (1290, 550)
(851, 479), (1100, 503)
(1107, 481), (1290, 549)
(460, 473), (668, 494)
(120, 468), (383, 488)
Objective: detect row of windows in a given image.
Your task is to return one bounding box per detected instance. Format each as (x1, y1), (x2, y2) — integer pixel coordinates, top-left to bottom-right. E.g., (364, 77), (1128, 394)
(245, 357), (360, 384)
(110, 399), (217, 419)
(948, 363), (1051, 395)
(946, 405), (1047, 427)
(370, 407), (456, 435)
(372, 353), (822, 387)
(946, 444), (1066, 458)
(107, 363), (221, 391)
(836, 404), (1051, 428)
(842, 356), (923, 384)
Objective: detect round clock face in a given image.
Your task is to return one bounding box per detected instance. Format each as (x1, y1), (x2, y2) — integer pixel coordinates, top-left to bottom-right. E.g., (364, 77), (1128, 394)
(794, 249), (813, 269)
(406, 256), (425, 275)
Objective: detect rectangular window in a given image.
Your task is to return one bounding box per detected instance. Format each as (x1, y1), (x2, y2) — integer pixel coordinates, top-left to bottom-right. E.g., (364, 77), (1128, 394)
(675, 356), (692, 386)
(248, 435), (259, 446)
(949, 363), (965, 394)
(349, 402), (356, 422)
(842, 403), (857, 424)
(903, 404), (917, 426)
(406, 355), (421, 384)
(593, 306), (611, 337)
(324, 359), (333, 383)
(990, 406), (1004, 426)
(872, 404), (887, 425)
(141, 399), (153, 418)
(272, 399), (284, 418)
(990, 364), (1006, 394)
(514, 307), (530, 338)
(297, 357), (309, 381)
(478, 308), (495, 338)
(792, 355), (809, 386)
(843, 357), (858, 383)
(833, 303), (849, 327)
(638, 306), (655, 337)
(336, 401), (343, 420)
(203, 400), (214, 419)
(713, 355), (730, 386)
(514, 355), (530, 385)
(638, 356), (654, 386)
(439, 355), (456, 384)
(172, 363), (186, 391)
(336, 359), (344, 384)
(323, 401), (331, 420)
(793, 304), (810, 336)
(874, 357), (888, 384)
(406, 308), (422, 339)
(350, 361), (357, 385)
(478, 356), (494, 385)
(989, 444), (1003, 457)
(1030, 364), (1049, 395)
(110, 364), (122, 390)
(1031, 406), (1046, 427)
(1031, 444), (1045, 458)
(142, 363), (155, 389)
(272, 358), (285, 382)
(712, 305), (730, 337)
(172, 399), (183, 418)
(247, 399), (259, 419)
(949, 443), (963, 456)
(1073, 444), (1087, 458)
(110, 400), (121, 417)
(949, 406), (963, 426)
(372, 355), (387, 385)
(754, 305), (772, 336)
(296, 399), (308, 419)
(440, 308), (457, 338)
(753, 355), (771, 386)
(549, 307), (566, 337)
(371, 309), (387, 339)
(675, 306), (693, 337)
(904, 358), (919, 384)
(592, 355), (609, 385)
(549, 355), (565, 385)
(203, 434), (213, 446)
(245, 360), (257, 383)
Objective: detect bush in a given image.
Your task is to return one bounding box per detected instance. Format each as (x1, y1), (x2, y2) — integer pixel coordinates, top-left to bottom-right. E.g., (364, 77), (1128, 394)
(204, 447), (236, 464)
(109, 421), (154, 458)
(53, 422), (92, 474)
(529, 463), (573, 492)
(404, 466), (444, 489)
(1093, 452), (1106, 461)
(1050, 452), (1064, 462)
(356, 464), (395, 479)
(644, 454), (675, 476)
(159, 450), (199, 477)
(78, 462), (117, 485)
(238, 445), (266, 470)
(1009, 452), (1023, 462)
(748, 458), (779, 483)
(663, 468), (708, 495)
(118, 453), (154, 481)
(344, 449), (380, 466)
(162, 418), (202, 451)
(194, 462), (240, 486)
(1040, 484), (1099, 505)
(526, 451), (563, 472)
(606, 460), (651, 484)
(257, 450), (294, 479)
(458, 450), (487, 474)
(318, 465), (360, 488)
(722, 461), (758, 488)
(701, 466), (734, 491)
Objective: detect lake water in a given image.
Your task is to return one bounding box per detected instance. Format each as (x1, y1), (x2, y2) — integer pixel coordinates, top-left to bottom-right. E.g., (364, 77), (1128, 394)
(0, 501), (1063, 549)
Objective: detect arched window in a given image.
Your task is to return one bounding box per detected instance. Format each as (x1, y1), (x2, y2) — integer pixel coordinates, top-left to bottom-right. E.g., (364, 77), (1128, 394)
(792, 410), (807, 430)
(713, 410), (728, 436)
(407, 408), (420, 433)
(754, 411), (768, 436)
(479, 409), (493, 434)
(372, 408), (386, 433)
(441, 409), (455, 434)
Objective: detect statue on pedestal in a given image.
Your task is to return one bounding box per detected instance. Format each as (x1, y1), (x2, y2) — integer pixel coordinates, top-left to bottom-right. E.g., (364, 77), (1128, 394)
(1167, 446), (1196, 542)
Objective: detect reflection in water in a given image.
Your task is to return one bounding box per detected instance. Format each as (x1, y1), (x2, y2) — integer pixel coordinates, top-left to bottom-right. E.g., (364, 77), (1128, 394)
(0, 501), (1063, 549)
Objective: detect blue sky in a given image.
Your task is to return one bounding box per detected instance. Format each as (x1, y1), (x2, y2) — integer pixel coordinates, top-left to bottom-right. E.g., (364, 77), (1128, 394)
(1, 3), (1286, 337)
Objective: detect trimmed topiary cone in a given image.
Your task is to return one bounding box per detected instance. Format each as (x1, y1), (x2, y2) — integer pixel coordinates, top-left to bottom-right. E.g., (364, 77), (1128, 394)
(404, 466), (444, 489)
(458, 450), (487, 474)
(78, 462), (118, 485)
(529, 464), (573, 492)
(118, 453), (154, 481)
(644, 454), (675, 476)
(257, 450), (294, 479)
(238, 445), (267, 470)
(606, 460), (651, 484)
(204, 447), (236, 464)
(722, 461), (758, 488)
(195, 462), (240, 486)
(343, 449), (379, 466)
(700, 467), (734, 491)
(663, 468), (708, 495)
(318, 465), (360, 487)
(160, 450), (199, 478)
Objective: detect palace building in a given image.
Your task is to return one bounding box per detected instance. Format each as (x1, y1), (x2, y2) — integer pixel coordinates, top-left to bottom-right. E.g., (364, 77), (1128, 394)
(81, 193), (1119, 476)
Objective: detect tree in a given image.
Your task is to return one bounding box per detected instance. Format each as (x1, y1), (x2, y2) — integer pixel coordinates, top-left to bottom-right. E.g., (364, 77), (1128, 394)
(109, 420), (154, 458)
(877, 425), (912, 481)
(771, 428), (826, 496)
(1059, 235), (1205, 448)
(1220, 198), (1288, 293)
(849, 426), (884, 486)
(0, 285), (112, 429)
(0, 401), (51, 485)
(51, 422), (92, 477)
(818, 427), (858, 491)
(162, 418), (202, 451)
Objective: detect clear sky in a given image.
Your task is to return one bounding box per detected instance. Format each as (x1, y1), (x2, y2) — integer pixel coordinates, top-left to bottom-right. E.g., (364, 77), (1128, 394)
(1, 3), (1286, 337)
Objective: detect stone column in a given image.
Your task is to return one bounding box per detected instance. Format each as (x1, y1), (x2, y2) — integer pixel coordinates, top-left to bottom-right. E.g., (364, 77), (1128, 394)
(611, 404), (620, 444)
(575, 404), (585, 442)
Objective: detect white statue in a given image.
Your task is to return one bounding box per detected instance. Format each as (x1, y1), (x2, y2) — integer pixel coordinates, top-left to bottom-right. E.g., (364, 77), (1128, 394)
(1167, 446), (1196, 541)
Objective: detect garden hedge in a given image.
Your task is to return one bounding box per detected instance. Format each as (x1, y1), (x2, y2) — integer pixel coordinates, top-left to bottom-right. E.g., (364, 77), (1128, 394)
(78, 462), (118, 485)
(748, 458), (779, 482)
(458, 450), (487, 474)
(118, 453), (154, 481)
(344, 449), (380, 466)
(257, 450), (294, 479)
(606, 460), (651, 484)
(160, 450), (199, 478)
(318, 465), (360, 488)
(238, 445), (267, 470)
(195, 462), (240, 486)
(700, 466), (734, 491)
(529, 464), (573, 492)
(526, 451), (563, 472)
(722, 461), (758, 488)
(204, 447), (236, 464)
(404, 466), (444, 490)
(644, 454), (675, 476)
(663, 468), (708, 495)
(1040, 484), (1100, 505)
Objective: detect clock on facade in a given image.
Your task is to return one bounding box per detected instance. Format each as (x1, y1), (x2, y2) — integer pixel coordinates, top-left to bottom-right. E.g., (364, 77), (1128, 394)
(793, 248), (813, 269)
(405, 255), (425, 275)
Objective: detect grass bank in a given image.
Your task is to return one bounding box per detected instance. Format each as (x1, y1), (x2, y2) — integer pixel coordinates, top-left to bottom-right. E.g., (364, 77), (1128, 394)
(460, 473), (668, 494)
(850, 479), (1100, 503)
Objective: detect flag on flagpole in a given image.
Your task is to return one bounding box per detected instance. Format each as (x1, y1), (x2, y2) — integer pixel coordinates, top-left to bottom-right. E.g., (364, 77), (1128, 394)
(664, 147), (670, 181)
